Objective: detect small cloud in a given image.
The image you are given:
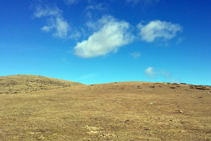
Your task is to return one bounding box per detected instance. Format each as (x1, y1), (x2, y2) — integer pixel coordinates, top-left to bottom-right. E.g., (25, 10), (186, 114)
(137, 20), (182, 42)
(41, 25), (53, 32)
(130, 52), (141, 58)
(162, 70), (180, 83)
(34, 5), (70, 38)
(52, 17), (69, 38)
(41, 17), (69, 38)
(86, 3), (105, 11)
(145, 67), (156, 79)
(74, 15), (134, 58)
(34, 5), (61, 18)
(85, 3), (107, 21)
(144, 67), (180, 83)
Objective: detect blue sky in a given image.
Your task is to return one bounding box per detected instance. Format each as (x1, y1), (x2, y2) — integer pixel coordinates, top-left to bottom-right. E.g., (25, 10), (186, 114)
(0, 0), (211, 85)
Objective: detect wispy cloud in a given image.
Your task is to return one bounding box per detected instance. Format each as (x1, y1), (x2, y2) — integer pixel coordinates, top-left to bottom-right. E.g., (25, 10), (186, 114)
(130, 52), (141, 58)
(144, 67), (180, 83)
(162, 70), (180, 83)
(137, 20), (182, 42)
(86, 3), (105, 11)
(34, 6), (61, 18)
(145, 67), (156, 79)
(74, 15), (135, 58)
(34, 5), (70, 38)
(53, 17), (69, 38)
(85, 3), (107, 21)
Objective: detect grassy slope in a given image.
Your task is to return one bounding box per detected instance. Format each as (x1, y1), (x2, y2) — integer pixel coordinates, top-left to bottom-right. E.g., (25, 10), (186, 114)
(0, 75), (84, 94)
(0, 79), (211, 140)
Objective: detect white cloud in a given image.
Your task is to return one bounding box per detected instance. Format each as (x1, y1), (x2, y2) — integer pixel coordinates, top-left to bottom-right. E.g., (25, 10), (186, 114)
(86, 3), (105, 11)
(34, 5), (70, 38)
(145, 67), (156, 79)
(130, 52), (141, 58)
(53, 17), (69, 38)
(41, 25), (53, 32)
(74, 15), (134, 58)
(34, 6), (61, 18)
(85, 3), (107, 21)
(137, 20), (182, 42)
(144, 67), (180, 83)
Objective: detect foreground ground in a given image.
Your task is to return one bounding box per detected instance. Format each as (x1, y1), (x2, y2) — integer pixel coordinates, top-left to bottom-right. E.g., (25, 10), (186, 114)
(0, 79), (211, 140)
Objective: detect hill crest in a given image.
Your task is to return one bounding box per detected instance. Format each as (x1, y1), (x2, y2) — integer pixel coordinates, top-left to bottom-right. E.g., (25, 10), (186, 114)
(0, 74), (84, 94)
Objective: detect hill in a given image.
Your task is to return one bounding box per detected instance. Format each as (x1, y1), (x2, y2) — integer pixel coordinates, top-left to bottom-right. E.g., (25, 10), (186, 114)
(0, 74), (84, 94)
(0, 77), (211, 140)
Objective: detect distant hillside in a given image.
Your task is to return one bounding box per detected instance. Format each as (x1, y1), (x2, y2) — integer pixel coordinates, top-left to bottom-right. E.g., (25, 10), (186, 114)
(0, 75), (84, 94)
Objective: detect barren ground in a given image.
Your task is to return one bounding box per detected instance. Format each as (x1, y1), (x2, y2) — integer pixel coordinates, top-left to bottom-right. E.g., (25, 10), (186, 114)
(0, 75), (211, 140)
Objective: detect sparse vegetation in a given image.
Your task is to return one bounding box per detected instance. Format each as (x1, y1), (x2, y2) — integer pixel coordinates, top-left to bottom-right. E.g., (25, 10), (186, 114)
(0, 75), (84, 94)
(0, 75), (211, 140)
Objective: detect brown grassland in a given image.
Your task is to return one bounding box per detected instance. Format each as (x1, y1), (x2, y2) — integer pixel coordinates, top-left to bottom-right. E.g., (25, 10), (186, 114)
(0, 75), (211, 140)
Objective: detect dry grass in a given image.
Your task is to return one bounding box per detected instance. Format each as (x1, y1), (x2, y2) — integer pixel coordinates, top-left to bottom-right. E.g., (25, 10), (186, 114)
(0, 75), (84, 94)
(0, 75), (211, 140)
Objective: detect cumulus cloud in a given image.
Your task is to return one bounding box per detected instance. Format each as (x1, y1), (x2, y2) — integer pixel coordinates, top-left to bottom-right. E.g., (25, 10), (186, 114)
(130, 52), (141, 58)
(145, 67), (156, 78)
(34, 5), (69, 38)
(137, 20), (182, 42)
(74, 15), (134, 58)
